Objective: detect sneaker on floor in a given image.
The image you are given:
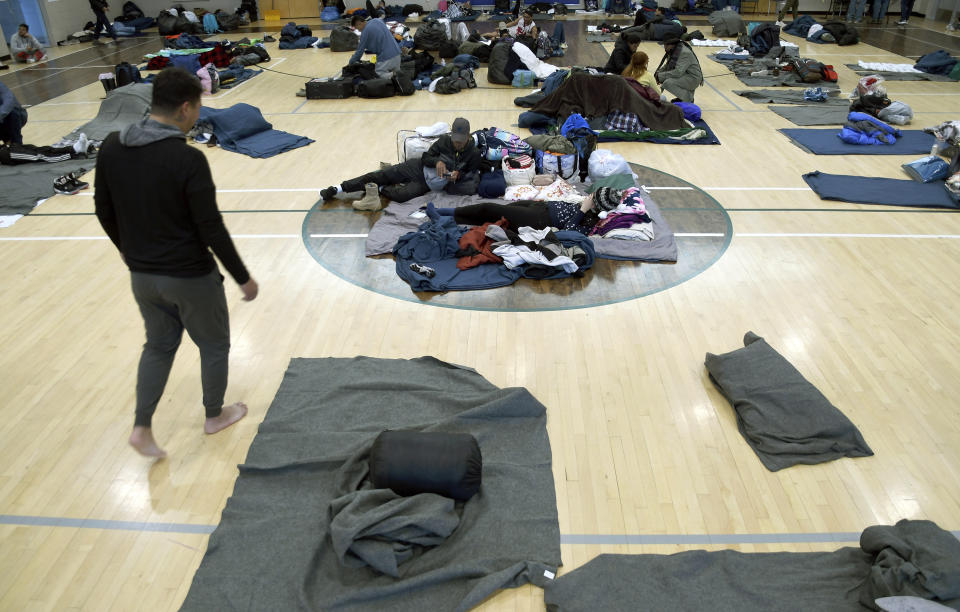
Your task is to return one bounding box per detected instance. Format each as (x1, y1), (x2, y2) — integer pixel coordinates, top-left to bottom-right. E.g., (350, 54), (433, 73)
(320, 186), (338, 201)
(27, 57), (36, 63)
(897, 19), (908, 24)
(263, 35), (276, 42)
(775, 20), (785, 26)
(39, 53), (49, 62)
(53, 175), (87, 195)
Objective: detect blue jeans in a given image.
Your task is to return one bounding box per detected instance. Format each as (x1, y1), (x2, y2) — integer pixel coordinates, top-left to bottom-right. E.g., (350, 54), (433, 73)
(846, 0), (867, 20)
(900, 0), (914, 20)
(872, 0), (890, 20)
(93, 8), (117, 40)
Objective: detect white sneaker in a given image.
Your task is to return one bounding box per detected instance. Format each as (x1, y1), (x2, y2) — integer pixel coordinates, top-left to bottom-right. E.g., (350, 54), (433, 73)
(39, 53), (48, 62)
(27, 57), (36, 63)
(897, 19), (908, 24)
(73, 133), (89, 156)
(775, 20), (785, 26)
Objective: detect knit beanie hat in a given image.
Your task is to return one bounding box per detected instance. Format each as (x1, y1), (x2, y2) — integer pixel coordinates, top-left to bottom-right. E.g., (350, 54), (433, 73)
(593, 187), (622, 212)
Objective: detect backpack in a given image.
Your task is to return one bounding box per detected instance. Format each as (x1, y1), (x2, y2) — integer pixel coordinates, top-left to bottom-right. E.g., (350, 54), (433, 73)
(434, 67), (475, 93)
(330, 25), (359, 51)
(439, 40), (458, 58)
(585, 0), (599, 10)
(122, 1), (145, 19)
(114, 61), (141, 87)
(411, 49), (434, 75)
(474, 128), (533, 160)
(414, 21), (447, 51)
(750, 23), (780, 56)
(495, 0), (511, 10)
(791, 58), (823, 83)
(553, 3), (568, 14)
(342, 61), (378, 81)
(607, 0), (628, 14)
(203, 13), (221, 34)
(357, 77), (396, 97)
(487, 42), (512, 84)
(392, 72), (415, 95)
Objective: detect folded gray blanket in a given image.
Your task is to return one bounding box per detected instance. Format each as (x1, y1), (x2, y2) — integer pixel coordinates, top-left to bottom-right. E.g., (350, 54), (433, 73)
(705, 331), (873, 471)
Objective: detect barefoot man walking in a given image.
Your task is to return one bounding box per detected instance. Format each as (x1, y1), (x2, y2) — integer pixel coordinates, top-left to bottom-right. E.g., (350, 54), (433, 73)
(94, 68), (258, 458)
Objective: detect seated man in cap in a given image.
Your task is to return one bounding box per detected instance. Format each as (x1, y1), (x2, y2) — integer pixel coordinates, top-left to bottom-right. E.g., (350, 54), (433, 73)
(320, 117), (481, 211)
(654, 36), (703, 103)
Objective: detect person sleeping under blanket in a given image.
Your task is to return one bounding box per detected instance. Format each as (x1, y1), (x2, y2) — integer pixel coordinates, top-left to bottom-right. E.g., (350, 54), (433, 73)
(529, 72), (687, 131)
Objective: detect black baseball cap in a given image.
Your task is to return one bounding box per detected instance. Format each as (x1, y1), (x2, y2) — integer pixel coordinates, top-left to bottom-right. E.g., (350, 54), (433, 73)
(451, 117), (470, 144)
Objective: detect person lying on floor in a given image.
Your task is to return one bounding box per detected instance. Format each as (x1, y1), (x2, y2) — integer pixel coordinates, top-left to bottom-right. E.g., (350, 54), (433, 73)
(654, 36), (703, 103)
(0, 135), (94, 165)
(320, 117), (481, 209)
(425, 186), (648, 236)
(349, 14), (402, 78)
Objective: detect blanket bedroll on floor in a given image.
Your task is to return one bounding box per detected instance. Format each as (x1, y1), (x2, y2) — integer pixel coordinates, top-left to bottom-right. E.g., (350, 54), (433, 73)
(780, 128), (935, 155)
(181, 356), (562, 612)
(705, 331), (873, 471)
(543, 519), (960, 612)
(803, 171), (960, 209)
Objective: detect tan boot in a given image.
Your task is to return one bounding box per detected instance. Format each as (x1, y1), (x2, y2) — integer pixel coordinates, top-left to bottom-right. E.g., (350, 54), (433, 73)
(353, 182), (382, 211)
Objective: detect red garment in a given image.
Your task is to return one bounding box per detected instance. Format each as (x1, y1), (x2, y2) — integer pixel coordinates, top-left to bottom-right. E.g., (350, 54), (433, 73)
(456, 218), (508, 270)
(624, 77), (662, 105)
(146, 56), (170, 70)
(199, 44), (233, 68)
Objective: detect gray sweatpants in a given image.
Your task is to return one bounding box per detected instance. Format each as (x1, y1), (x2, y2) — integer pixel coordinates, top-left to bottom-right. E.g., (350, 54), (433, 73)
(131, 270), (230, 427)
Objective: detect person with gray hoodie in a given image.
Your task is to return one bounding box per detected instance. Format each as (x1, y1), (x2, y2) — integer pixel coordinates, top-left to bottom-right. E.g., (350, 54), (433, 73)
(94, 68), (259, 459)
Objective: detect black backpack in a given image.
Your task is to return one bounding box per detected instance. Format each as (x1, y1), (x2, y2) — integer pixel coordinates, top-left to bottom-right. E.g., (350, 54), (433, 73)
(750, 23), (780, 56)
(495, 0), (511, 10)
(114, 61), (141, 87)
(414, 21), (447, 51)
(439, 40), (458, 58)
(392, 72), (415, 95)
(122, 1), (144, 19)
(330, 25), (359, 51)
(357, 77), (396, 97)
(342, 61), (378, 80)
(411, 49), (434, 74)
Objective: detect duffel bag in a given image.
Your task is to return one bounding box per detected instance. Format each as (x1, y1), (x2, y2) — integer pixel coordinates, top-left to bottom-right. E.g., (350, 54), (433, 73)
(357, 77), (396, 98)
(306, 77), (356, 99)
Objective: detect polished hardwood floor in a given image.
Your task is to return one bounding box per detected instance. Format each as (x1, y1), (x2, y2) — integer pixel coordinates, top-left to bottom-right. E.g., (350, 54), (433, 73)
(1, 11), (959, 611)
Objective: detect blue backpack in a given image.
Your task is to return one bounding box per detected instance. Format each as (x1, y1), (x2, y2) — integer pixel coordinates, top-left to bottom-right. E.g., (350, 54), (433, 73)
(203, 13), (221, 34)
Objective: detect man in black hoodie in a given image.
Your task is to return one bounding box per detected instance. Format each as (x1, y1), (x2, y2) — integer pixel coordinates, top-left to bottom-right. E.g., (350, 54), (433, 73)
(95, 68), (258, 458)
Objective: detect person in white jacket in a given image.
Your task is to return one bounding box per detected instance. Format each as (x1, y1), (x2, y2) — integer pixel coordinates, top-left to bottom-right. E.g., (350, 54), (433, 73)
(10, 24), (47, 63)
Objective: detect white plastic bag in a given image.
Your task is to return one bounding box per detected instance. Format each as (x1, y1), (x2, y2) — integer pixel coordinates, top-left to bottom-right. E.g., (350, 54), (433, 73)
(588, 149), (631, 180)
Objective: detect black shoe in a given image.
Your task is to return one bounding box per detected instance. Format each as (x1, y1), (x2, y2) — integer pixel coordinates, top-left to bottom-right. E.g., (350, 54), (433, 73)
(320, 186), (338, 201)
(263, 35), (276, 42)
(53, 174), (89, 195)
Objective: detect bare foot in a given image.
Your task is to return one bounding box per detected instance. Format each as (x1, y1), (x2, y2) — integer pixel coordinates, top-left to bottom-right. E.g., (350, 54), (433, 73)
(204, 402), (248, 434)
(129, 426), (167, 458)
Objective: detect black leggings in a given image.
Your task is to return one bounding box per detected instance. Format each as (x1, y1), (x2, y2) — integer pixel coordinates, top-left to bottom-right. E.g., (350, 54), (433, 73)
(452, 201), (552, 229)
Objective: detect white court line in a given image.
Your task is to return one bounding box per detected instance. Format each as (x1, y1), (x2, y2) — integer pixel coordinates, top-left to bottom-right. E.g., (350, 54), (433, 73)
(676, 233), (725, 237)
(641, 186), (810, 191)
(737, 233), (960, 238)
(0, 234), (298, 241)
(309, 233), (369, 238)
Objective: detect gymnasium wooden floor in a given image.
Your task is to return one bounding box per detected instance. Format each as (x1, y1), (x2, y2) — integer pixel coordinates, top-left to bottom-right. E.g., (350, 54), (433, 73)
(2, 13), (959, 610)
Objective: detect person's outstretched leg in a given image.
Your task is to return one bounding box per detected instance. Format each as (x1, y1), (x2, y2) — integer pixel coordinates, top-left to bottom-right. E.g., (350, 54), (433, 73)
(130, 273), (185, 458)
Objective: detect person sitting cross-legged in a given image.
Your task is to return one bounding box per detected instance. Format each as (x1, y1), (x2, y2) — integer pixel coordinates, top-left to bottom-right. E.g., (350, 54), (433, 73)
(10, 23), (47, 63)
(320, 118), (481, 210)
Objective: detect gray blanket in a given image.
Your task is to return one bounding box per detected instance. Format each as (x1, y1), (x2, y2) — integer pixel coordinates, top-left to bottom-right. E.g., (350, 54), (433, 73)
(734, 88), (850, 105)
(364, 190), (679, 263)
(543, 520), (960, 612)
(770, 105), (850, 125)
(63, 82), (152, 142)
(181, 356), (561, 612)
(0, 158), (93, 215)
(844, 65), (954, 82)
(705, 331), (873, 471)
